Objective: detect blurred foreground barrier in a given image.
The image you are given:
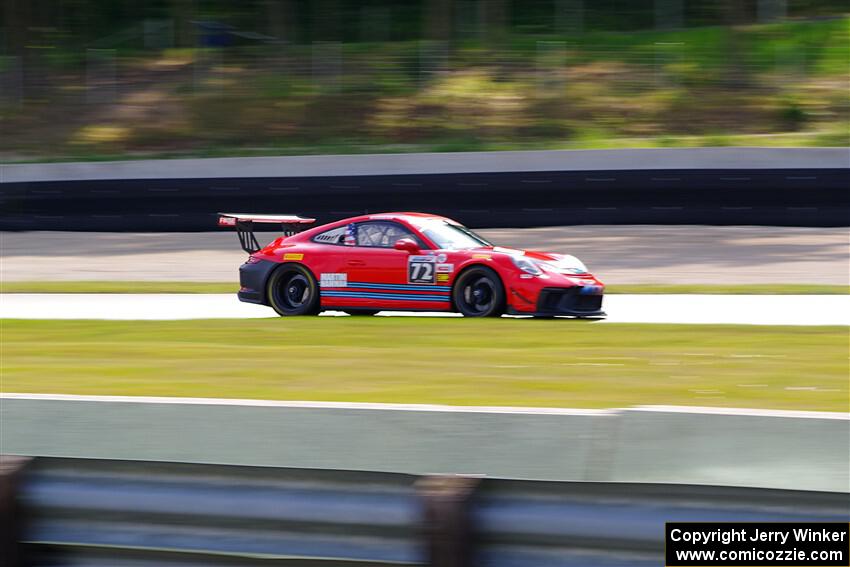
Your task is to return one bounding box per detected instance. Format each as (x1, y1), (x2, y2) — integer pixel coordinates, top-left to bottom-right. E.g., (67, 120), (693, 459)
(5, 456), (848, 567)
(2, 148), (848, 230)
(2, 395), (848, 492)
(0, 456), (31, 567)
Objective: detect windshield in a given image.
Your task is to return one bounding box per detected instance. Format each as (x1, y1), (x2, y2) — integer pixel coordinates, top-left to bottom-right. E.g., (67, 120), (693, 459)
(419, 221), (492, 250)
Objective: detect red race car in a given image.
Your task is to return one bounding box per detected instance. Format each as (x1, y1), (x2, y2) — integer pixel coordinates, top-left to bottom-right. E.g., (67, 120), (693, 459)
(219, 212), (605, 318)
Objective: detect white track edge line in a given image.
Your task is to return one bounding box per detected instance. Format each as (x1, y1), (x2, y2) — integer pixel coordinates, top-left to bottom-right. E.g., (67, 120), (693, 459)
(1, 393), (846, 419)
(0, 393), (613, 416)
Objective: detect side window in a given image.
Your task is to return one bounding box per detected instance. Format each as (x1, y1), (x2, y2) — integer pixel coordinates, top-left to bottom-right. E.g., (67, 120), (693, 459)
(312, 225), (348, 245)
(355, 221), (422, 248)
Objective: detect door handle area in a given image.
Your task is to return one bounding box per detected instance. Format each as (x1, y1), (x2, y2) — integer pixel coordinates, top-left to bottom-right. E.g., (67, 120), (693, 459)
(347, 260), (366, 267)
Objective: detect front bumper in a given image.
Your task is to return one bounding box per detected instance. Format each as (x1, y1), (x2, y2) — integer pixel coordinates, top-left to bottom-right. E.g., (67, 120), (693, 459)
(237, 259), (277, 304)
(509, 286), (606, 317)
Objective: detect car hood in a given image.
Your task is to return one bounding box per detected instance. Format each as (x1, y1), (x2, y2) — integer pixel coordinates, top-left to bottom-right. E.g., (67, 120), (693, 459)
(467, 246), (591, 274)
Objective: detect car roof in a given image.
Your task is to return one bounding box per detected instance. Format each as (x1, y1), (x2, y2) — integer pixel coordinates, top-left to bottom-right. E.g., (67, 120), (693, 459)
(345, 212), (450, 224)
(293, 212), (461, 244)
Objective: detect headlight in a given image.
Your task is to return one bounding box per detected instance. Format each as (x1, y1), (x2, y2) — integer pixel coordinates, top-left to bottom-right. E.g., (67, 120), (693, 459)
(510, 255), (543, 276)
(545, 255), (588, 274)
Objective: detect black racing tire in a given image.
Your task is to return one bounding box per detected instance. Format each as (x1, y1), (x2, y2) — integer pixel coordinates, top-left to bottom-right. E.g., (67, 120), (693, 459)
(452, 266), (505, 317)
(267, 263), (320, 316)
(343, 309), (381, 316)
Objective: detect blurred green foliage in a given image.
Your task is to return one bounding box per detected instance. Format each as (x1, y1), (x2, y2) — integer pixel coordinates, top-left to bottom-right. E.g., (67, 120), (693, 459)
(3, 0), (848, 48)
(1, 3), (847, 161)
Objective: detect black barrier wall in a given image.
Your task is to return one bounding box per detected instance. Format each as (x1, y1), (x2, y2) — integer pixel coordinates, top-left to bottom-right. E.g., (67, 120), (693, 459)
(2, 168), (848, 231)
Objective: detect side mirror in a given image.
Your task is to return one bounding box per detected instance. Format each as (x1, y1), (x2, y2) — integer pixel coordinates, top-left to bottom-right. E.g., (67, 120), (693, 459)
(394, 238), (420, 254)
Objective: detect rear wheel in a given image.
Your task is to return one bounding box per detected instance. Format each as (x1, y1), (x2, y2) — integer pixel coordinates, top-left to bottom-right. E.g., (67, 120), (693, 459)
(343, 309), (380, 316)
(452, 266), (505, 317)
(267, 264), (320, 316)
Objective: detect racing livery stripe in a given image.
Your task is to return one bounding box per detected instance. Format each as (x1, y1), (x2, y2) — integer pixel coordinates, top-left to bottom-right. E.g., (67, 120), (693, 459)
(345, 282), (449, 292)
(345, 288), (448, 296)
(321, 291), (450, 302)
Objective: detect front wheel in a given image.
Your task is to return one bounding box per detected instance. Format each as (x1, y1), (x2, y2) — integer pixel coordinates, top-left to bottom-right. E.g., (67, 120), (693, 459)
(267, 264), (320, 316)
(452, 266), (505, 317)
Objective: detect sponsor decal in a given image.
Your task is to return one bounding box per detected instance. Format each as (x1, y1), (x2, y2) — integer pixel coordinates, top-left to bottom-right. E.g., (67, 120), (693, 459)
(436, 263), (454, 273)
(283, 253), (304, 261)
(472, 254), (491, 260)
(320, 273), (348, 288)
(408, 255), (437, 284)
(436, 253), (447, 263)
(344, 223), (357, 246)
(519, 274), (534, 279)
(436, 273), (450, 282)
(218, 216), (236, 226)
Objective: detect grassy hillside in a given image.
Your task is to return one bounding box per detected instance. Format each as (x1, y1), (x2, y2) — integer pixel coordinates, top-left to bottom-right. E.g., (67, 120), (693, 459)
(2, 17), (847, 162)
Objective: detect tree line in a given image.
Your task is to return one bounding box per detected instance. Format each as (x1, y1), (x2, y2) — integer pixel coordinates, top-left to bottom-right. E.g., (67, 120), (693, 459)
(2, 0), (847, 55)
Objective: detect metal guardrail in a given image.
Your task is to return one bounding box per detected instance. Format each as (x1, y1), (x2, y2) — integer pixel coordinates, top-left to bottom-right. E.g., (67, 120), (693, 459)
(20, 458), (421, 566)
(3, 456), (848, 567)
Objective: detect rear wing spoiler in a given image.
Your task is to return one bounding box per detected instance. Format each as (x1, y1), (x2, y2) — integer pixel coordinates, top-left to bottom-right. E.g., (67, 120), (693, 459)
(218, 213), (316, 254)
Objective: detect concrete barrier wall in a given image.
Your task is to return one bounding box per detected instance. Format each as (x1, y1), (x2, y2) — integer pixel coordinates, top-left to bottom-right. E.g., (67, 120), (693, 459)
(608, 406), (850, 492)
(1, 395), (847, 491)
(0, 396), (616, 481)
(4, 148), (849, 231)
(6, 148), (848, 183)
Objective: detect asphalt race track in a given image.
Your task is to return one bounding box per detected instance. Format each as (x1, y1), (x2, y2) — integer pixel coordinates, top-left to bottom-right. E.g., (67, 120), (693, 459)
(2, 293), (847, 325)
(2, 226), (848, 284)
(3, 224), (847, 325)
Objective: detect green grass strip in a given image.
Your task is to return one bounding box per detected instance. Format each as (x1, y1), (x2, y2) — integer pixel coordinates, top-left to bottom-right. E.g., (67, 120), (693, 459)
(0, 281), (240, 294)
(2, 319), (846, 412)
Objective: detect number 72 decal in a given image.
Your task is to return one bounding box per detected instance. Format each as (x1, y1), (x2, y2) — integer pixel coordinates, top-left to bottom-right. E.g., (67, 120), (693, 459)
(408, 255), (436, 283)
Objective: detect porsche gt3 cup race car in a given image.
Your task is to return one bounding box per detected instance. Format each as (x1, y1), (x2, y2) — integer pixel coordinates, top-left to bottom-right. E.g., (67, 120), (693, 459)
(219, 212), (605, 318)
